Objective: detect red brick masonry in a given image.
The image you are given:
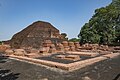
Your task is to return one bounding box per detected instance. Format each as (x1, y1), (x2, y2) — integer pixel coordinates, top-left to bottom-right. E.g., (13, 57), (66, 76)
(8, 53), (120, 71)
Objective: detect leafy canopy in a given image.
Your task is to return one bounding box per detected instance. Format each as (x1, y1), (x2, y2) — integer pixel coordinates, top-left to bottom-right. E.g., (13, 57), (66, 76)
(78, 0), (120, 45)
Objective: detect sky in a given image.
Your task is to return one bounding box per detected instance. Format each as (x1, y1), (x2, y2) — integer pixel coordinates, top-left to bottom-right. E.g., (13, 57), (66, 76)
(0, 0), (112, 41)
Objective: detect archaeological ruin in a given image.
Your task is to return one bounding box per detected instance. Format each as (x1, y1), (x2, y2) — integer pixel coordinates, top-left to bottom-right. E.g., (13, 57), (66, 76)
(0, 21), (120, 72)
(10, 21), (64, 49)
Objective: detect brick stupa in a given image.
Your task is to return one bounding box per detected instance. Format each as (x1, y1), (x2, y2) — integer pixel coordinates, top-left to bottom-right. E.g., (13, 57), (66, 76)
(10, 21), (63, 48)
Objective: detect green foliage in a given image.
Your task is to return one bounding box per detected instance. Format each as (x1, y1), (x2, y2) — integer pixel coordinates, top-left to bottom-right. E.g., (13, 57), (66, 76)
(0, 41), (2, 45)
(61, 33), (67, 37)
(78, 0), (120, 45)
(69, 38), (80, 42)
(61, 33), (68, 40)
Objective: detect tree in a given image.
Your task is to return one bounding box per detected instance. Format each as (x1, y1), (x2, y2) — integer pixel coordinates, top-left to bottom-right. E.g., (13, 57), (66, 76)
(61, 33), (68, 40)
(69, 38), (80, 42)
(78, 0), (120, 45)
(0, 41), (3, 45)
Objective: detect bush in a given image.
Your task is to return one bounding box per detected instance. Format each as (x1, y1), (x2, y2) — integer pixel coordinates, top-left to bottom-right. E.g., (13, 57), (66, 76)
(0, 41), (3, 45)
(69, 38), (80, 42)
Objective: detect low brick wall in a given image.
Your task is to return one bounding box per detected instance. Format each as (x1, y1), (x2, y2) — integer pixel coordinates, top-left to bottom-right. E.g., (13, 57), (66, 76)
(8, 53), (120, 71)
(9, 55), (69, 70)
(66, 51), (99, 57)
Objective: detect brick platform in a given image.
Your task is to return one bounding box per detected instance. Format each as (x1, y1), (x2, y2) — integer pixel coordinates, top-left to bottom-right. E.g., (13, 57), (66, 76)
(8, 52), (120, 71)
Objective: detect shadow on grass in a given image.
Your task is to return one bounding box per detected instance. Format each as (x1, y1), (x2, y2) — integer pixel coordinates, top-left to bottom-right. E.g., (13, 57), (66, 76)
(0, 53), (9, 63)
(113, 73), (120, 80)
(0, 53), (20, 80)
(0, 68), (20, 80)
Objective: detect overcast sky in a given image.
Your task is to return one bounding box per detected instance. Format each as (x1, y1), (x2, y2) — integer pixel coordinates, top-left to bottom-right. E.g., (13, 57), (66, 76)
(0, 0), (112, 41)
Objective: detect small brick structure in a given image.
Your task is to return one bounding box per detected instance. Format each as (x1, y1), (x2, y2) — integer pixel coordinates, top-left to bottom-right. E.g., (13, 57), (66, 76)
(49, 44), (56, 53)
(98, 45), (109, 51)
(66, 51), (99, 57)
(62, 41), (69, 47)
(28, 48), (39, 53)
(68, 42), (76, 51)
(39, 47), (47, 53)
(5, 49), (14, 55)
(56, 43), (64, 52)
(55, 54), (80, 61)
(55, 55), (65, 59)
(74, 42), (80, 50)
(13, 49), (27, 56)
(62, 41), (70, 51)
(65, 55), (80, 61)
(0, 45), (10, 52)
(43, 40), (52, 47)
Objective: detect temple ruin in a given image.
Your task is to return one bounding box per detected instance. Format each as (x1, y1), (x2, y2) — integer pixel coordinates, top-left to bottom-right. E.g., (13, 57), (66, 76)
(10, 21), (64, 48)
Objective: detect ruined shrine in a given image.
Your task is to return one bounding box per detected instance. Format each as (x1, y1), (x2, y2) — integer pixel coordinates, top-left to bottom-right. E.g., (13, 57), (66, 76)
(10, 21), (64, 48)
